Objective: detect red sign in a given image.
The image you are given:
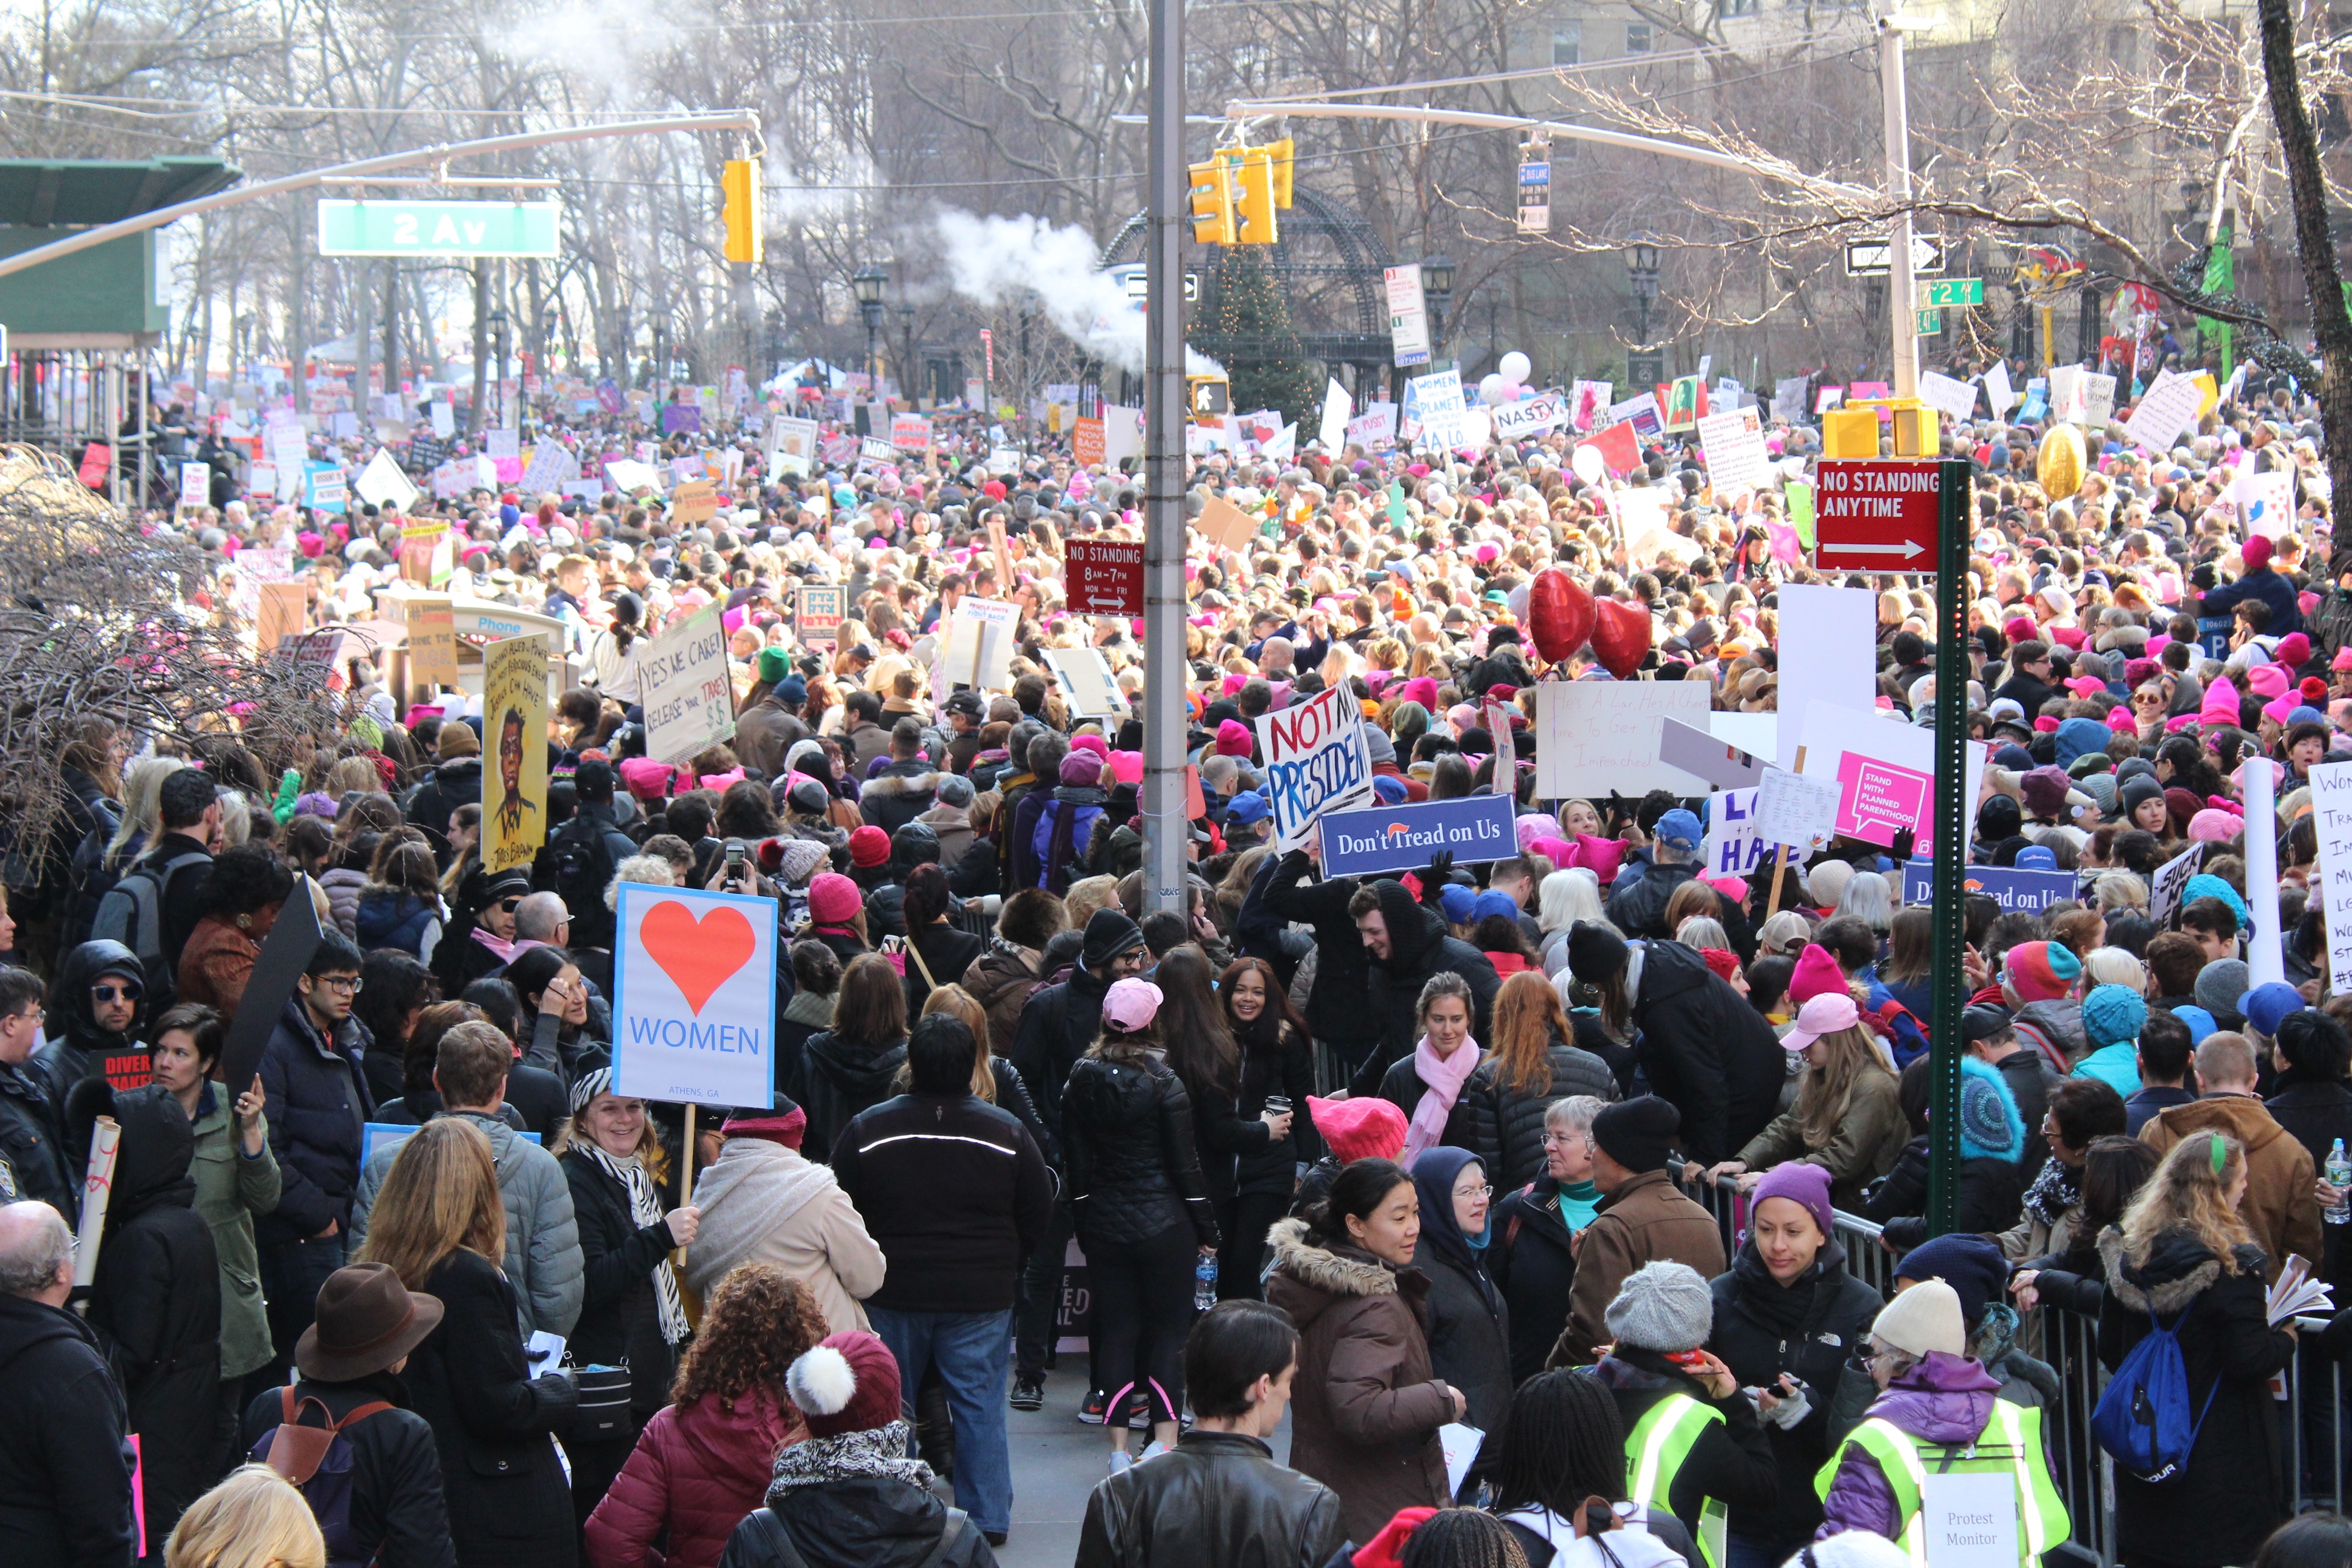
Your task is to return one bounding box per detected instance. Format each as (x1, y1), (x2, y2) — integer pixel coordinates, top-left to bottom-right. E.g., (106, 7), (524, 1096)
(1066, 538), (1144, 617)
(1812, 459), (1944, 573)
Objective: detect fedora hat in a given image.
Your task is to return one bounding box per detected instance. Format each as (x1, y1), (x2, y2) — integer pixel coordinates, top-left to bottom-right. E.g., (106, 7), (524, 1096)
(296, 1263), (445, 1382)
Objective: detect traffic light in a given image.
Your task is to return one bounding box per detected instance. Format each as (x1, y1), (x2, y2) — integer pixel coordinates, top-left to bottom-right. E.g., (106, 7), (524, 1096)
(1233, 148), (1279, 244)
(1188, 162), (1234, 245)
(1266, 137), (1294, 208)
(721, 158), (762, 264)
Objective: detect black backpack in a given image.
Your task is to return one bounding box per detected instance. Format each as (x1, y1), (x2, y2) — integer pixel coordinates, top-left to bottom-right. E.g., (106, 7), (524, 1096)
(546, 815), (618, 929)
(89, 849), (207, 1009)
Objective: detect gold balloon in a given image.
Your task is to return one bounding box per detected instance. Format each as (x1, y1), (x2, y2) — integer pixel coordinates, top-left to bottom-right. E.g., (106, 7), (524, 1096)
(2037, 423), (2085, 501)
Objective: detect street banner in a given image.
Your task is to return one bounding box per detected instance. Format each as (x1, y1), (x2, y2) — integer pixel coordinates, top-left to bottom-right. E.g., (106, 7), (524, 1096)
(1256, 684), (1376, 855)
(483, 633), (548, 876)
(611, 883), (778, 1109)
(1901, 860), (2078, 915)
(1386, 264), (1430, 367)
(638, 604), (737, 764)
(1318, 794), (1517, 877)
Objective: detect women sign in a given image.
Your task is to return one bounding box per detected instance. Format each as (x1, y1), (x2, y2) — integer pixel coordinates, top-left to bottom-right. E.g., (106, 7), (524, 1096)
(1255, 685), (1374, 853)
(612, 883), (778, 1109)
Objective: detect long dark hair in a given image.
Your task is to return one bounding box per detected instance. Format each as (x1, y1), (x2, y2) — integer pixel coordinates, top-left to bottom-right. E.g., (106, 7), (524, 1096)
(1156, 944), (1237, 1100)
(1483, 1367), (1631, 1516)
(1218, 955), (1307, 1056)
(353, 950), (438, 1061)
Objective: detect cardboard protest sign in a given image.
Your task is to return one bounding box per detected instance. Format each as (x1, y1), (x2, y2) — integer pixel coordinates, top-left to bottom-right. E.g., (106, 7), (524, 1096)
(1196, 495), (1257, 554)
(1695, 408), (1771, 494)
(1318, 794), (1517, 877)
(794, 583), (846, 652)
(400, 594), (459, 686)
(1659, 716), (1768, 790)
(611, 883), (778, 1109)
(944, 598), (1020, 691)
(1534, 681), (1712, 798)
(1773, 584), (1877, 769)
(2149, 842), (2205, 928)
(1043, 647), (1127, 719)
(1798, 701), (1985, 857)
(1256, 685), (1376, 855)
(482, 634), (549, 876)
(255, 581), (307, 652)
(639, 605), (737, 764)
(670, 479), (720, 525)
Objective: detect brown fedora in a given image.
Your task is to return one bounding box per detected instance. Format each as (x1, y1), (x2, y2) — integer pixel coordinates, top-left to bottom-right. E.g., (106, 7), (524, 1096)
(294, 1263), (444, 1382)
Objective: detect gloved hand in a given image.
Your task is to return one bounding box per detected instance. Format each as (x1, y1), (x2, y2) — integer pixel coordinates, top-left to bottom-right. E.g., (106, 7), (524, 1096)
(1421, 851), (1455, 903)
(1891, 827), (1917, 863)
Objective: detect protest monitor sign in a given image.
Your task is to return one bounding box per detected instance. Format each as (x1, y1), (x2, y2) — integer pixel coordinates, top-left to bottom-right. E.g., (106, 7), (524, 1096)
(612, 883), (778, 1109)
(482, 633), (549, 876)
(255, 581), (307, 652)
(1534, 681), (1712, 798)
(639, 604), (737, 764)
(401, 593), (459, 686)
(795, 583), (846, 651)
(1256, 684), (1375, 855)
(2310, 764), (2352, 995)
(1066, 538), (1144, 617)
(1319, 794), (1516, 877)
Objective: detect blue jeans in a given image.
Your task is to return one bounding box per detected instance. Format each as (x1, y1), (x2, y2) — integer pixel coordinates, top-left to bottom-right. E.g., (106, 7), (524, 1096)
(869, 1307), (1014, 1536)
(256, 1232), (348, 1387)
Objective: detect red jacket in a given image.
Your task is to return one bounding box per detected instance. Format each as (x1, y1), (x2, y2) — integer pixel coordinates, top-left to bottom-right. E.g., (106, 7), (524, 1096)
(583, 1386), (803, 1568)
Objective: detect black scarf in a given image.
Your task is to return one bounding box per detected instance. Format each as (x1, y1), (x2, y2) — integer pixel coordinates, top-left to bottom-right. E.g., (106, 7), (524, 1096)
(1730, 1237), (1847, 1340)
(2020, 1154), (2080, 1228)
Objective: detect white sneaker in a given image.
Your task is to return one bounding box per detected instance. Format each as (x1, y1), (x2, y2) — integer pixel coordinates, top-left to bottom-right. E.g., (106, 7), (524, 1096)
(1108, 1451), (1133, 1475)
(1138, 1440), (1169, 1462)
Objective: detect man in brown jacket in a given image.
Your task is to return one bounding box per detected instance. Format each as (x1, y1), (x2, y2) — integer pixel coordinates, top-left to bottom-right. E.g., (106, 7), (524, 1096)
(2142, 1031), (2321, 1284)
(1548, 1096), (1727, 1368)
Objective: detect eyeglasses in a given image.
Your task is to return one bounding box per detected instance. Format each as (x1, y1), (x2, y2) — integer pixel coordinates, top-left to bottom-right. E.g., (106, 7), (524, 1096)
(496, 899), (522, 913)
(317, 975), (364, 995)
(1456, 1184), (1495, 1200)
(90, 983), (141, 1004)
(1539, 1131), (1594, 1149)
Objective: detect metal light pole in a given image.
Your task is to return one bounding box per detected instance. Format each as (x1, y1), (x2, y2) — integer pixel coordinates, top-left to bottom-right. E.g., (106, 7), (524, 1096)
(1422, 255), (1455, 367)
(853, 267), (887, 400)
(488, 305), (509, 428)
(1140, 0), (1187, 916)
(897, 303), (917, 403)
(1881, 10), (1930, 400)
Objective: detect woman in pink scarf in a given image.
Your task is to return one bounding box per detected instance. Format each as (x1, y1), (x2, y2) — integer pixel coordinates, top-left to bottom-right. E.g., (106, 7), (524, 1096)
(1375, 973), (1484, 1166)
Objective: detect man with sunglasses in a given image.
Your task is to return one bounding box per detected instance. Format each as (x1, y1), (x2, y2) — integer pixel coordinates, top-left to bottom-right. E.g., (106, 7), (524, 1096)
(441, 868), (534, 994)
(30, 938), (149, 1114)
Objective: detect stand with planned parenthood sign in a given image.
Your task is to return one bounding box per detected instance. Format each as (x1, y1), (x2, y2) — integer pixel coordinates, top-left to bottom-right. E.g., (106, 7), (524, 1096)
(611, 883), (778, 1109)
(1256, 684), (1374, 855)
(1318, 795), (1517, 877)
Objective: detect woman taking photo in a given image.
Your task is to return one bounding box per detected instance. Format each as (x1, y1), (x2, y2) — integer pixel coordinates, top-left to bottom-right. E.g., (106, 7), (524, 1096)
(1700, 991), (1907, 1209)
(174, 845), (294, 1020)
(1216, 955), (1319, 1297)
(789, 953), (910, 1164)
(358, 1117), (581, 1568)
(1409, 1146), (1512, 1440)
(1485, 1368), (1696, 1568)
(2098, 1132), (2296, 1568)
(584, 1264), (826, 1568)
(1377, 974), (1485, 1167)
(1060, 976), (1221, 1472)
(1265, 1158), (1462, 1544)
(1467, 970), (1618, 1191)
(561, 1068), (703, 1524)
(148, 1003), (279, 1463)
(1704, 1161), (1881, 1568)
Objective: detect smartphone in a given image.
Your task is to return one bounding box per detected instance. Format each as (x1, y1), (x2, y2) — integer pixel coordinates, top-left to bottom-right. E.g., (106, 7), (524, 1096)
(723, 838), (747, 889)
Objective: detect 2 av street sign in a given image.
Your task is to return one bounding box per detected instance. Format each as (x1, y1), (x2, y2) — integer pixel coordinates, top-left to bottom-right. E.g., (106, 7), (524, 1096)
(1812, 459), (1945, 572)
(317, 200), (562, 258)
(1917, 277), (1984, 307)
(1843, 234), (1947, 276)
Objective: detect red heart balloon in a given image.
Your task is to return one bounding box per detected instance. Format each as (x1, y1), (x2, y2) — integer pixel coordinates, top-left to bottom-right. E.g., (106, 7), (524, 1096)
(1527, 568), (1596, 664)
(1591, 598), (1650, 680)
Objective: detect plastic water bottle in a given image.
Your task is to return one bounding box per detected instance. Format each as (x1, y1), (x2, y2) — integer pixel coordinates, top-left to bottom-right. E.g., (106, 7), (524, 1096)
(2327, 1140), (2351, 1226)
(1194, 1253), (1219, 1310)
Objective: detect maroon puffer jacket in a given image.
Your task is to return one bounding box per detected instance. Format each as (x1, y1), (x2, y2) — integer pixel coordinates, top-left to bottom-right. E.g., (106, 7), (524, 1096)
(584, 1386), (803, 1568)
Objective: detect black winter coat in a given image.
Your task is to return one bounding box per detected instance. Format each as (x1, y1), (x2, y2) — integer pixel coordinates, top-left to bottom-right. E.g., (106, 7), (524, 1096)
(258, 998), (372, 1244)
(720, 1477), (995, 1568)
(1994, 1049), (2058, 1176)
(1869, 1141), (2025, 1251)
(2098, 1228), (2293, 1568)
(1062, 1050), (1221, 1249)
(1465, 1039), (1621, 1192)
(2267, 1074), (2352, 1292)
(1184, 1065), (1274, 1208)
(242, 1374), (457, 1568)
(1588, 1349), (1780, 1549)
(1410, 1237), (1512, 1439)
(407, 757), (485, 863)
(903, 921), (984, 1016)
(1374, 1053), (1483, 1155)
(833, 1090), (1056, 1316)
(0, 1294), (136, 1568)
(1009, 963), (1112, 1156)
(560, 1150), (679, 1417)
(1078, 1429), (1343, 1568)
(1629, 941), (1786, 1167)
(83, 1086), (219, 1554)
(1234, 1027), (1321, 1197)
(0, 1059), (75, 1220)
(1706, 1242), (1882, 1547)
(788, 1030), (908, 1166)
(405, 1249), (580, 1568)
(1488, 1178), (1580, 1387)
(1606, 859), (1702, 941)
(1354, 880), (1501, 1093)
(1260, 852), (1380, 1057)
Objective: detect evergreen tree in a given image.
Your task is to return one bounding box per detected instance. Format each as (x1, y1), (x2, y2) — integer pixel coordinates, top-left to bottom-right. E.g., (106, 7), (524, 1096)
(1191, 249), (1318, 430)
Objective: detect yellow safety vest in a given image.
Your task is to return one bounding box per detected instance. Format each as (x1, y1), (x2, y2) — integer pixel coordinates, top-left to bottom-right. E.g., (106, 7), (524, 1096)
(1625, 1394), (1729, 1568)
(1811, 1403), (2071, 1567)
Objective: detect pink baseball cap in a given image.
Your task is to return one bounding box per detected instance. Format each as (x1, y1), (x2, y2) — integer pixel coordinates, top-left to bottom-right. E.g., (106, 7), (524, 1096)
(1782, 992), (1860, 1052)
(1102, 978), (1164, 1032)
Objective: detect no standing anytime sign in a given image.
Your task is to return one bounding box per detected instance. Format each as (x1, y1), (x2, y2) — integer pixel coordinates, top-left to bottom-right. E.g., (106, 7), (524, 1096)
(1812, 460), (1945, 573)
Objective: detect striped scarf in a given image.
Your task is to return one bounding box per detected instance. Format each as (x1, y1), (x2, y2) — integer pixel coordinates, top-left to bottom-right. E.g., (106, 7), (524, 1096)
(588, 1145), (688, 1345)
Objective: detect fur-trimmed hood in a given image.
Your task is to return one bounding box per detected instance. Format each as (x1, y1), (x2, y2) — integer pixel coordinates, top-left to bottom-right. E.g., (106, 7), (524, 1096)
(860, 770), (941, 800)
(1264, 1214), (1400, 1321)
(2098, 1223), (2263, 1316)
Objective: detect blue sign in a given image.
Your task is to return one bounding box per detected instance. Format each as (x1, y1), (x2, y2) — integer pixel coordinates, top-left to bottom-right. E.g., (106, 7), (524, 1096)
(2195, 616), (2234, 662)
(1901, 859), (2077, 914)
(1320, 794), (1517, 877)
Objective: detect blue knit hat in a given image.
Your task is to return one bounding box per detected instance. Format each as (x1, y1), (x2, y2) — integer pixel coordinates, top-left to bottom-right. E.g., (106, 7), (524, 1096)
(2081, 984), (2149, 1049)
(1958, 1056), (2025, 1163)
(2168, 1004), (2220, 1046)
(1372, 774), (1409, 804)
(2180, 873), (2249, 927)
(1896, 1232), (2011, 1329)
(1438, 884), (1476, 924)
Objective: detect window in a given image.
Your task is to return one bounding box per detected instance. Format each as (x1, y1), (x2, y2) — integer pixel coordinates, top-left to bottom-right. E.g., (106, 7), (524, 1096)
(1625, 20), (1653, 50)
(1552, 21), (1581, 63)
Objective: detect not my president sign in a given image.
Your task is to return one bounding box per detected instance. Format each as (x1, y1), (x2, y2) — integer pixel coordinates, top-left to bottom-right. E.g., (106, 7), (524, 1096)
(1319, 794), (1517, 877)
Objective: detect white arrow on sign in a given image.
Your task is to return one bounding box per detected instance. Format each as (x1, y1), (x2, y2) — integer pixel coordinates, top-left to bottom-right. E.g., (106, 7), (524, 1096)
(1843, 235), (1947, 276)
(1827, 539), (1927, 558)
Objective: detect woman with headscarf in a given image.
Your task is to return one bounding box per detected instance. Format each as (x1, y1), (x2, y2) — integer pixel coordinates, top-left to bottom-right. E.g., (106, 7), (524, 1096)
(1409, 1145), (1512, 1441)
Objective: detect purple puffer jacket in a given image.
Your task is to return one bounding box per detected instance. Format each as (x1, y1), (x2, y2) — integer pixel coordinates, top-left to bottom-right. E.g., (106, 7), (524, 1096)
(1817, 1352), (2003, 1540)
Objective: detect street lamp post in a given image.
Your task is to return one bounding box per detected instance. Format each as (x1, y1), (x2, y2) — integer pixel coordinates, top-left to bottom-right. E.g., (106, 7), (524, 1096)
(487, 304), (509, 428)
(1627, 238), (1661, 387)
(852, 268), (887, 405)
(766, 308), (785, 383)
(1421, 255), (1455, 365)
(897, 303), (917, 404)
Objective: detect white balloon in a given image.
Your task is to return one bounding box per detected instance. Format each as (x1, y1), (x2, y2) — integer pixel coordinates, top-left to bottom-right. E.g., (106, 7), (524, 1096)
(1572, 444), (1606, 485)
(1478, 373), (1507, 406)
(1499, 351), (1532, 383)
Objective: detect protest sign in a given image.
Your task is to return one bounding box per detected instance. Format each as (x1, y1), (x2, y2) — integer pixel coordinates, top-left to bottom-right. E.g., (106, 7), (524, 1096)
(1659, 716), (1768, 789)
(1318, 794), (1517, 877)
(1815, 387), (1845, 414)
(1773, 583), (1877, 769)
(1570, 381), (1612, 431)
(1345, 403), (1398, 447)
(2234, 467), (2295, 540)
(216, 877), (324, 1100)
(1196, 494), (1257, 554)
(2241, 757), (2285, 987)
(353, 448), (420, 511)
(611, 883), (778, 1109)
(482, 634), (549, 876)
(603, 458), (661, 494)
(1753, 766), (1841, 850)
(1798, 702), (1985, 856)
(1610, 392), (1665, 439)
(944, 597), (1020, 691)
(795, 583), (846, 651)
(485, 429), (519, 460)
(1483, 701), (1517, 794)
(255, 581), (306, 652)
(769, 416), (821, 474)
(2125, 372), (2203, 453)
(1256, 684), (1376, 855)
(304, 462), (348, 514)
(1695, 408), (1771, 494)
(2311, 765), (2352, 994)
(1066, 538), (1144, 616)
(1493, 392), (1567, 441)
(400, 593), (459, 686)
(638, 604), (736, 764)
(2149, 841), (2205, 928)
(1043, 647), (1127, 719)
(1983, 361), (2015, 414)
(178, 461), (209, 510)
(1901, 860), (2078, 914)
(1703, 788), (1771, 877)
(1534, 681), (1712, 798)
(671, 479), (720, 524)
(2083, 372), (2117, 425)
(1318, 378), (1352, 451)
(516, 441), (578, 497)
(1916, 371), (1979, 424)
(1771, 377), (1811, 424)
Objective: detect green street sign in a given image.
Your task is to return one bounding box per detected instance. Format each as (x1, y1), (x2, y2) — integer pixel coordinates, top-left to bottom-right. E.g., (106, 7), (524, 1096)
(316, 200), (561, 258)
(1916, 277), (1984, 308)
(1915, 309), (1943, 335)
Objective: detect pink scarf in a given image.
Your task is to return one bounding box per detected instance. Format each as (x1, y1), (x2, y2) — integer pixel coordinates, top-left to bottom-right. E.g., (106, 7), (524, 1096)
(1401, 1034), (1482, 1167)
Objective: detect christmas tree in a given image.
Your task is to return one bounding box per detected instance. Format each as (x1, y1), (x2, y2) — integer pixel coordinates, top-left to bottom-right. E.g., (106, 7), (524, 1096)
(1192, 249), (1319, 429)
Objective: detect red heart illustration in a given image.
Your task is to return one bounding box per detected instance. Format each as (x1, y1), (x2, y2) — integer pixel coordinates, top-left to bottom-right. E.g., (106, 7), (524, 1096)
(1527, 569), (1595, 664)
(1590, 598), (1650, 680)
(639, 901), (757, 1016)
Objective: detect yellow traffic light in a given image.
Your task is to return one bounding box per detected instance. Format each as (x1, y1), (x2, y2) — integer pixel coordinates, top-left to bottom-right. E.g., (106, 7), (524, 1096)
(721, 158), (762, 264)
(1233, 148), (1279, 244)
(1188, 162), (1234, 246)
(1266, 137), (1294, 208)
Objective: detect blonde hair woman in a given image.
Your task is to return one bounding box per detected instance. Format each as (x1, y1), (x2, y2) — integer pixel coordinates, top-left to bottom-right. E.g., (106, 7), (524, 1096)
(1702, 990), (1907, 1208)
(165, 1467), (324, 1568)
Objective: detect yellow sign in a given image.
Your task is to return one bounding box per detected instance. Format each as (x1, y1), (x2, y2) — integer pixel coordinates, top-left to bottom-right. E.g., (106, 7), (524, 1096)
(402, 594), (460, 686)
(672, 478), (721, 525)
(482, 633), (548, 876)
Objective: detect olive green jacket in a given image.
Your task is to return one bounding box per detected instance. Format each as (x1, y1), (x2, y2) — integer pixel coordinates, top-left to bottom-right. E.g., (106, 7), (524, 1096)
(189, 1085), (282, 1380)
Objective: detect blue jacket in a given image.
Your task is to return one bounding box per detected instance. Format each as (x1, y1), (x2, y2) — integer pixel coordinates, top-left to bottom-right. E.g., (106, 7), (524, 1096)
(2200, 564), (2303, 640)
(354, 891), (438, 958)
(257, 999), (373, 1245)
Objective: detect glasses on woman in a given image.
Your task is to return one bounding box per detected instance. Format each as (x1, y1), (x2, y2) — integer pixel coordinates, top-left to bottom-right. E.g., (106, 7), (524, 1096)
(1455, 1184), (1495, 1200)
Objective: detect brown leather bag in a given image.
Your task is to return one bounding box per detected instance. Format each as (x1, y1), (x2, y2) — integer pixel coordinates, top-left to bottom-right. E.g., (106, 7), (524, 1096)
(261, 1387), (395, 1485)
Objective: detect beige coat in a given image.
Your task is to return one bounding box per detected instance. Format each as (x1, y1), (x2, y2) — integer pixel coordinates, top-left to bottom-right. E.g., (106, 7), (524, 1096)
(1735, 1067), (1911, 1210)
(1548, 1167), (1728, 1369)
(685, 1136), (887, 1333)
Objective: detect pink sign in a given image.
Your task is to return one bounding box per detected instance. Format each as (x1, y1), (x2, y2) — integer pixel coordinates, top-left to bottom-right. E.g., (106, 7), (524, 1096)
(1836, 752), (1933, 851)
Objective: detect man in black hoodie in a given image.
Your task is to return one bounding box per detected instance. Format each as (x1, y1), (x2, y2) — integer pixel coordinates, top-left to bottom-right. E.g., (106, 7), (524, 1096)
(0, 1198), (137, 1567)
(34, 939), (149, 1114)
(1344, 877), (1500, 1096)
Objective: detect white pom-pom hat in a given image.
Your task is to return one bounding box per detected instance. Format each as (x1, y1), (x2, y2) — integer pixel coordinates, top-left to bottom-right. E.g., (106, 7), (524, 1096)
(784, 1331), (902, 1437)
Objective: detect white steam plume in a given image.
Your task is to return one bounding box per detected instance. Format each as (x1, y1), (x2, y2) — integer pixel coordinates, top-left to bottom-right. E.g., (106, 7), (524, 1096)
(932, 208), (1220, 376)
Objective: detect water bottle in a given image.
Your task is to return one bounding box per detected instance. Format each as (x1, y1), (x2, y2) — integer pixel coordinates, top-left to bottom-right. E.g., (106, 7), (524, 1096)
(2327, 1140), (2351, 1226)
(1194, 1253), (1219, 1310)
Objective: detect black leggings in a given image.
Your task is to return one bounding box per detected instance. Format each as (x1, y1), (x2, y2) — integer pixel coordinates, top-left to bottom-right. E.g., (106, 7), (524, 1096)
(1084, 1226), (1198, 1423)
(1216, 1193), (1290, 1300)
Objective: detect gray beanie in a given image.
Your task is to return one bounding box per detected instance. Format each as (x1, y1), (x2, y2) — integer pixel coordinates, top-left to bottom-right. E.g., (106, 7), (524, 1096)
(2195, 957), (2251, 1020)
(936, 773), (975, 809)
(1603, 1261), (1715, 1353)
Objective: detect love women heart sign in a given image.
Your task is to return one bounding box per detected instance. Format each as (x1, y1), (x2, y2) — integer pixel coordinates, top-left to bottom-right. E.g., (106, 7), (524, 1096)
(612, 884), (779, 1108)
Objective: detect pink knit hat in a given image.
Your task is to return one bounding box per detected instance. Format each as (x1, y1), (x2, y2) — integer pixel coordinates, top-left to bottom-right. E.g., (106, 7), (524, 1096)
(2199, 676), (2241, 729)
(1787, 944), (1847, 1005)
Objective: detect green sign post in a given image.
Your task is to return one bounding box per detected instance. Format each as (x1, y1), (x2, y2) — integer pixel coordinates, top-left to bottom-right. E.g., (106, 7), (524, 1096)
(1916, 277), (1984, 308)
(316, 200), (561, 258)
(1914, 309), (1942, 336)
(1927, 458), (1971, 1237)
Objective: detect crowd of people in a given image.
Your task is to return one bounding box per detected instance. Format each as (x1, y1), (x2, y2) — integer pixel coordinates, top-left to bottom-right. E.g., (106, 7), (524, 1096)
(4, 359), (2352, 1568)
